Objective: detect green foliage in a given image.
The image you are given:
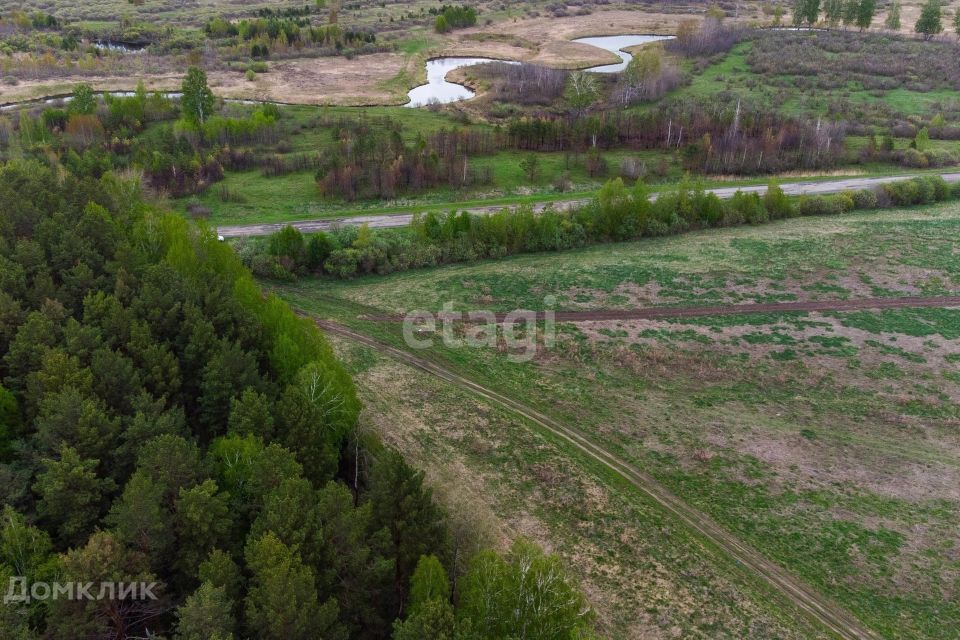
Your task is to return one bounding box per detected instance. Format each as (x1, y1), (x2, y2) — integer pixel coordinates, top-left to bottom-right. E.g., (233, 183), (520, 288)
(856, 0), (876, 29)
(564, 72), (599, 117)
(793, 0), (821, 25)
(885, 0), (902, 29)
(69, 84), (97, 116)
(0, 151), (591, 639)
(459, 539), (593, 640)
(914, 126), (930, 152)
(176, 582), (236, 640)
(369, 449), (450, 617)
(824, 0), (844, 25)
(0, 385), (17, 462)
(763, 181), (795, 219)
(915, 0), (944, 38)
(842, 0), (860, 26)
(393, 598), (459, 640)
(33, 445), (116, 548)
(243, 532), (339, 640)
(409, 554), (451, 612)
(181, 66), (216, 124)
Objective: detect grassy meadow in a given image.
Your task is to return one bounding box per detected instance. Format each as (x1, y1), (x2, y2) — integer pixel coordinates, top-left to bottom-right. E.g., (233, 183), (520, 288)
(274, 200), (960, 639)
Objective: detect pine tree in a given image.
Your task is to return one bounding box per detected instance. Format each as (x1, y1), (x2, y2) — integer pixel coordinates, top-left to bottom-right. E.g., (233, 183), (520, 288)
(856, 0), (876, 29)
(915, 0), (944, 39)
(175, 582), (236, 640)
(885, 0), (902, 29)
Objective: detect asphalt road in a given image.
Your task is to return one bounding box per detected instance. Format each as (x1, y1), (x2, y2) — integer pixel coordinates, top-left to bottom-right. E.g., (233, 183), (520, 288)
(218, 171), (960, 238)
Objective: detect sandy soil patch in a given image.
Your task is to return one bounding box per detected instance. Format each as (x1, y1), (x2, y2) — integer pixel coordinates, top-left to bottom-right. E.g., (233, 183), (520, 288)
(1, 53), (411, 107)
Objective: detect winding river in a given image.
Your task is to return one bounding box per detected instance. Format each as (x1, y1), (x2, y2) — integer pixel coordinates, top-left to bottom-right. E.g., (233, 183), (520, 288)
(404, 33), (674, 107)
(1, 34), (678, 112)
(573, 34), (674, 73)
(405, 57), (519, 108)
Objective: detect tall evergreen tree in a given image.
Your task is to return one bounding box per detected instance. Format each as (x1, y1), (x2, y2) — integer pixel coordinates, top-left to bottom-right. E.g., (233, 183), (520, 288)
(915, 0), (944, 38)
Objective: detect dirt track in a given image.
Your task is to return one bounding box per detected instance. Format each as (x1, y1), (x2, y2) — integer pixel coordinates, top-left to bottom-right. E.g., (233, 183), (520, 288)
(366, 295), (960, 324)
(218, 172), (960, 237)
(309, 313), (883, 640)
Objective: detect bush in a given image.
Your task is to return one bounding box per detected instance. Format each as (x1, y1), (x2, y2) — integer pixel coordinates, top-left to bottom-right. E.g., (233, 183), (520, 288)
(851, 189), (879, 210)
(763, 181), (795, 219)
(929, 176), (950, 201)
(730, 190), (767, 224)
(250, 253), (295, 281)
(799, 195), (844, 216)
(899, 148), (929, 168)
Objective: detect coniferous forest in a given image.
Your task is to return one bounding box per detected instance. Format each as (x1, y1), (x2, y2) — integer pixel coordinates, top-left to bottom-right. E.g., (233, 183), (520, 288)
(0, 160), (592, 639)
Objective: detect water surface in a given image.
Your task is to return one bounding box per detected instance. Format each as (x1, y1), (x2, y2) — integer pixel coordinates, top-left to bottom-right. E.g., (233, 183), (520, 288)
(573, 34), (674, 73)
(405, 57), (518, 108)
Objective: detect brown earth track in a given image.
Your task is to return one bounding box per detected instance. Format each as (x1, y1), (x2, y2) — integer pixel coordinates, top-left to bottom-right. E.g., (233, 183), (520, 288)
(365, 295), (960, 324)
(307, 313), (885, 640)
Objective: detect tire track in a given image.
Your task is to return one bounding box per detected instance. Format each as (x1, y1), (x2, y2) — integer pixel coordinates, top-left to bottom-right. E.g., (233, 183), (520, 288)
(365, 295), (960, 324)
(309, 315), (884, 640)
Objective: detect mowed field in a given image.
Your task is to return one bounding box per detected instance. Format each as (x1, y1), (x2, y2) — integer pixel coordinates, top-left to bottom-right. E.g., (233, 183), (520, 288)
(275, 201), (960, 639)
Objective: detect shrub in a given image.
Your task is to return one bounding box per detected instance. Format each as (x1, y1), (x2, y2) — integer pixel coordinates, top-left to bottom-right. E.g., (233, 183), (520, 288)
(250, 254), (294, 281)
(730, 190), (767, 224)
(799, 195), (843, 216)
(913, 177), (935, 204)
(952, 181), (960, 199)
(928, 176), (950, 201)
(882, 180), (920, 206)
(763, 181), (795, 219)
(900, 148), (929, 168)
(851, 189), (878, 210)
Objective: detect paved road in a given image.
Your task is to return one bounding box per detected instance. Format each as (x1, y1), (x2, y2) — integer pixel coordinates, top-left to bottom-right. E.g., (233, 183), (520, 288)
(219, 172), (960, 238)
(308, 314), (884, 640)
(365, 295), (960, 324)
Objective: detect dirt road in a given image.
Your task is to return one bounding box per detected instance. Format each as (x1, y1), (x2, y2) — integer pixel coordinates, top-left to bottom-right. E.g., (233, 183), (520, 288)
(365, 295), (960, 324)
(308, 313), (885, 640)
(218, 172), (960, 237)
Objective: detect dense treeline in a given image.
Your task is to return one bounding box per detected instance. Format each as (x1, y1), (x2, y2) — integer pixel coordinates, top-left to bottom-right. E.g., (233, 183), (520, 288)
(431, 4), (478, 32)
(0, 159), (593, 639)
(204, 16), (376, 59)
(244, 175), (960, 280)
(505, 102), (847, 174)
(314, 118), (494, 200)
(4, 74), (284, 197)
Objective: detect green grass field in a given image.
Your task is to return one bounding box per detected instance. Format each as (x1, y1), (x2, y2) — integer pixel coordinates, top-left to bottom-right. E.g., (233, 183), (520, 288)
(272, 200), (960, 639)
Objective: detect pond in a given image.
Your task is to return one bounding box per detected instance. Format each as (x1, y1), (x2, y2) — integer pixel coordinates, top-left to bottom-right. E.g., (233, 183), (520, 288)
(405, 57), (518, 108)
(572, 34), (674, 73)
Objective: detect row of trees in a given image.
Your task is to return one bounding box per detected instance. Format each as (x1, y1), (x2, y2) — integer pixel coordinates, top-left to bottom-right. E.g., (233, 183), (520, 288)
(0, 156), (594, 638)
(432, 5), (478, 32)
(246, 175), (959, 280)
(792, 0), (960, 37)
(314, 119), (495, 200)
